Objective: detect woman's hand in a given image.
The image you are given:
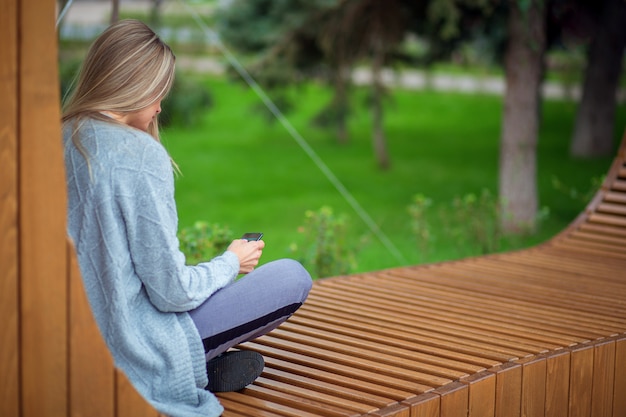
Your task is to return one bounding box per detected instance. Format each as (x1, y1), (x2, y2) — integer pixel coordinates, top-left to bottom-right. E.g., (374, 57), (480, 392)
(226, 239), (265, 274)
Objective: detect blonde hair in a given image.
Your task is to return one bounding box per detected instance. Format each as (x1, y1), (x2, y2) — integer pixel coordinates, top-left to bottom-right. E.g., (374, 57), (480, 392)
(63, 19), (176, 164)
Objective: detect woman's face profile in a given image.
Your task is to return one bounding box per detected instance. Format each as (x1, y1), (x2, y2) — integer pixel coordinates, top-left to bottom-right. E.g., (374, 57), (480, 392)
(124, 100), (162, 132)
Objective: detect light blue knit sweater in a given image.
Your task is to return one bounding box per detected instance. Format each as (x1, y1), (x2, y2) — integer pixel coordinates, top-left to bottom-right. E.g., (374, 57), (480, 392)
(64, 118), (238, 417)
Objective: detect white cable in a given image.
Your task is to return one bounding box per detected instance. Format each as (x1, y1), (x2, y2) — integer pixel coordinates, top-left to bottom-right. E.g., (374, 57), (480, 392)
(56, 0), (75, 28)
(178, 0), (407, 265)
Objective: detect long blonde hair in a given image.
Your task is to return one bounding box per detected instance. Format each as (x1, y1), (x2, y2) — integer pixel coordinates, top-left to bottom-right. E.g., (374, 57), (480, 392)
(63, 19), (176, 162)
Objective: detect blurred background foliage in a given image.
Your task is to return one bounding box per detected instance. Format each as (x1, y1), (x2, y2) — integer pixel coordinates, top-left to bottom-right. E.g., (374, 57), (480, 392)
(58, 0), (625, 276)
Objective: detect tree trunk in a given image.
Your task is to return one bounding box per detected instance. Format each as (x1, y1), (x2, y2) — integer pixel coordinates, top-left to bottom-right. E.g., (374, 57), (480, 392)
(333, 66), (350, 145)
(110, 0), (120, 23)
(570, 0), (626, 157)
(150, 0), (164, 27)
(371, 40), (390, 170)
(499, 0), (546, 234)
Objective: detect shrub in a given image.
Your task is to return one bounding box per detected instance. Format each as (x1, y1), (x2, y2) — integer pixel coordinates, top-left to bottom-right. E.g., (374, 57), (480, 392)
(161, 75), (212, 128)
(290, 206), (358, 279)
(407, 194), (433, 260)
(409, 190), (552, 259)
(178, 221), (234, 265)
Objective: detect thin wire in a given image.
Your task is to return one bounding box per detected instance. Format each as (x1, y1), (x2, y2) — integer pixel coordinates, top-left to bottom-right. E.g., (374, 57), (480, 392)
(56, 0), (75, 28)
(178, 0), (407, 265)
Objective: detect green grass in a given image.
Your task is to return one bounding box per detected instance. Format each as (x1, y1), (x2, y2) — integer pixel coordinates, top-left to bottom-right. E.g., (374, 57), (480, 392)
(164, 75), (624, 275)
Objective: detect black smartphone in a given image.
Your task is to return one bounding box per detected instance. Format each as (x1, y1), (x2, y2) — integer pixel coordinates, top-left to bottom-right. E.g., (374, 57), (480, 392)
(241, 232), (263, 241)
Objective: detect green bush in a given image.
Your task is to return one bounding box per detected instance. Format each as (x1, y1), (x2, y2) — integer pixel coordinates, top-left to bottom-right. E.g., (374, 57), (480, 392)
(407, 194), (433, 261)
(161, 75), (213, 128)
(408, 190), (554, 259)
(178, 221), (234, 265)
(290, 206), (359, 279)
(446, 189), (502, 255)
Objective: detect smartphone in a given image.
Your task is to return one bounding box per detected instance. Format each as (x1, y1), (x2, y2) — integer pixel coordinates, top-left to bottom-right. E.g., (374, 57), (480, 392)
(241, 232), (263, 241)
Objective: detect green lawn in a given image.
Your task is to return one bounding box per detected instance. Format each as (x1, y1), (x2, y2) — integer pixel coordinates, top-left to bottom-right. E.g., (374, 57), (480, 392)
(163, 75), (624, 275)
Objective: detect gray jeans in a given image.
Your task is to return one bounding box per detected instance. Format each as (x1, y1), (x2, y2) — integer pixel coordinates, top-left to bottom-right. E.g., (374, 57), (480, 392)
(189, 259), (312, 360)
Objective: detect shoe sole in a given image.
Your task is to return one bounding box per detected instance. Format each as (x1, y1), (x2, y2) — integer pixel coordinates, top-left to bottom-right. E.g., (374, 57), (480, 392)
(206, 350), (264, 392)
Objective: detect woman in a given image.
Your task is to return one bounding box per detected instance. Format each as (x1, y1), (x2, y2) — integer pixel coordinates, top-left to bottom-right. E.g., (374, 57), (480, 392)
(62, 19), (312, 417)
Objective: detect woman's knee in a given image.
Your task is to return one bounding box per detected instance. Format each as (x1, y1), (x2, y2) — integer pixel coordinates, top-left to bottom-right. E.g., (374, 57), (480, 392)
(257, 259), (312, 302)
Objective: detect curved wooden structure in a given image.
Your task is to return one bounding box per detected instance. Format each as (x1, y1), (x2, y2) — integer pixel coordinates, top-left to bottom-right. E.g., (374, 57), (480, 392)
(3, 1), (626, 417)
(218, 136), (626, 417)
(1, 2), (163, 416)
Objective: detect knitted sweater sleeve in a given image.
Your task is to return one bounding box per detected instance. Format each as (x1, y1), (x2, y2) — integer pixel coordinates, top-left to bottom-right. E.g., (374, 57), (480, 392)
(114, 137), (239, 312)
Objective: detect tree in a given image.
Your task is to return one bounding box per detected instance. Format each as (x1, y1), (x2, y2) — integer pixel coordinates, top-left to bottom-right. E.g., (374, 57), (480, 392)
(499, 0), (547, 233)
(570, 0), (626, 157)
(217, 0), (407, 169)
(217, 0), (495, 170)
(111, 0), (120, 23)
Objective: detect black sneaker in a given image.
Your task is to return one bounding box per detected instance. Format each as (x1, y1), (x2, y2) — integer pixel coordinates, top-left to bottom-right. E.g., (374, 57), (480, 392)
(205, 350), (264, 392)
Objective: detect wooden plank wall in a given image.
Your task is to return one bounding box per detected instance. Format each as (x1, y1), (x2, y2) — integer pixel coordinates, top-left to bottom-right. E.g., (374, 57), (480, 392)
(0, 1), (162, 416)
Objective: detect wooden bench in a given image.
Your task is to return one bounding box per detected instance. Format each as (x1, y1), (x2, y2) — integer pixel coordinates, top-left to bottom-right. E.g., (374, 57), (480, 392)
(217, 136), (626, 417)
(4, 4), (625, 415)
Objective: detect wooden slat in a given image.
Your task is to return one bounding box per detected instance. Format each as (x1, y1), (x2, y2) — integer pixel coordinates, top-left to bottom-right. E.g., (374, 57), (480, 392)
(367, 403), (411, 417)
(544, 351), (570, 416)
(259, 355), (416, 401)
(238, 384), (364, 417)
(261, 367), (396, 409)
(492, 362), (522, 417)
(116, 370), (162, 417)
(577, 221), (626, 238)
(604, 190), (626, 204)
(19, 0), (68, 415)
(462, 371), (495, 417)
(402, 392), (440, 417)
(219, 390), (326, 417)
(591, 340), (617, 417)
(568, 345), (594, 417)
(519, 356), (546, 417)
(299, 301), (523, 362)
(611, 179), (626, 191)
(0, 0), (19, 414)
(437, 381), (468, 417)
(587, 212), (626, 227)
(614, 337), (626, 417)
(253, 375), (378, 414)
(69, 240), (116, 417)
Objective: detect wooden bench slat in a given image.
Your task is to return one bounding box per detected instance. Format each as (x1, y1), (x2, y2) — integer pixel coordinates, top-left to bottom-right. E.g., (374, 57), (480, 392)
(314, 280), (588, 348)
(249, 335), (450, 389)
(577, 221), (626, 237)
(260, 367), (397, 409)
(306, 293), (550, 356)
(250, 344), (434, 396)
(402, 262), (626, 319)
(588, 212), (626, 227)
(604, 190), (626, 204)
(327, 275), (623, 339)
(569, 229), (626, 248)
(302, 296), (534, 360)
(282, 318), (492, 372)
(268, 326), (471, 380)
(381, 266), (626, 327)
(371, 272), (626, 336)
(554, 235), (626, 257)
(297, 304), (520, 363)
(597, 201), (626, 216)
(219, 392), (324, 417)
(256, 356), (418, 400)
(240, 384), (365, 417)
